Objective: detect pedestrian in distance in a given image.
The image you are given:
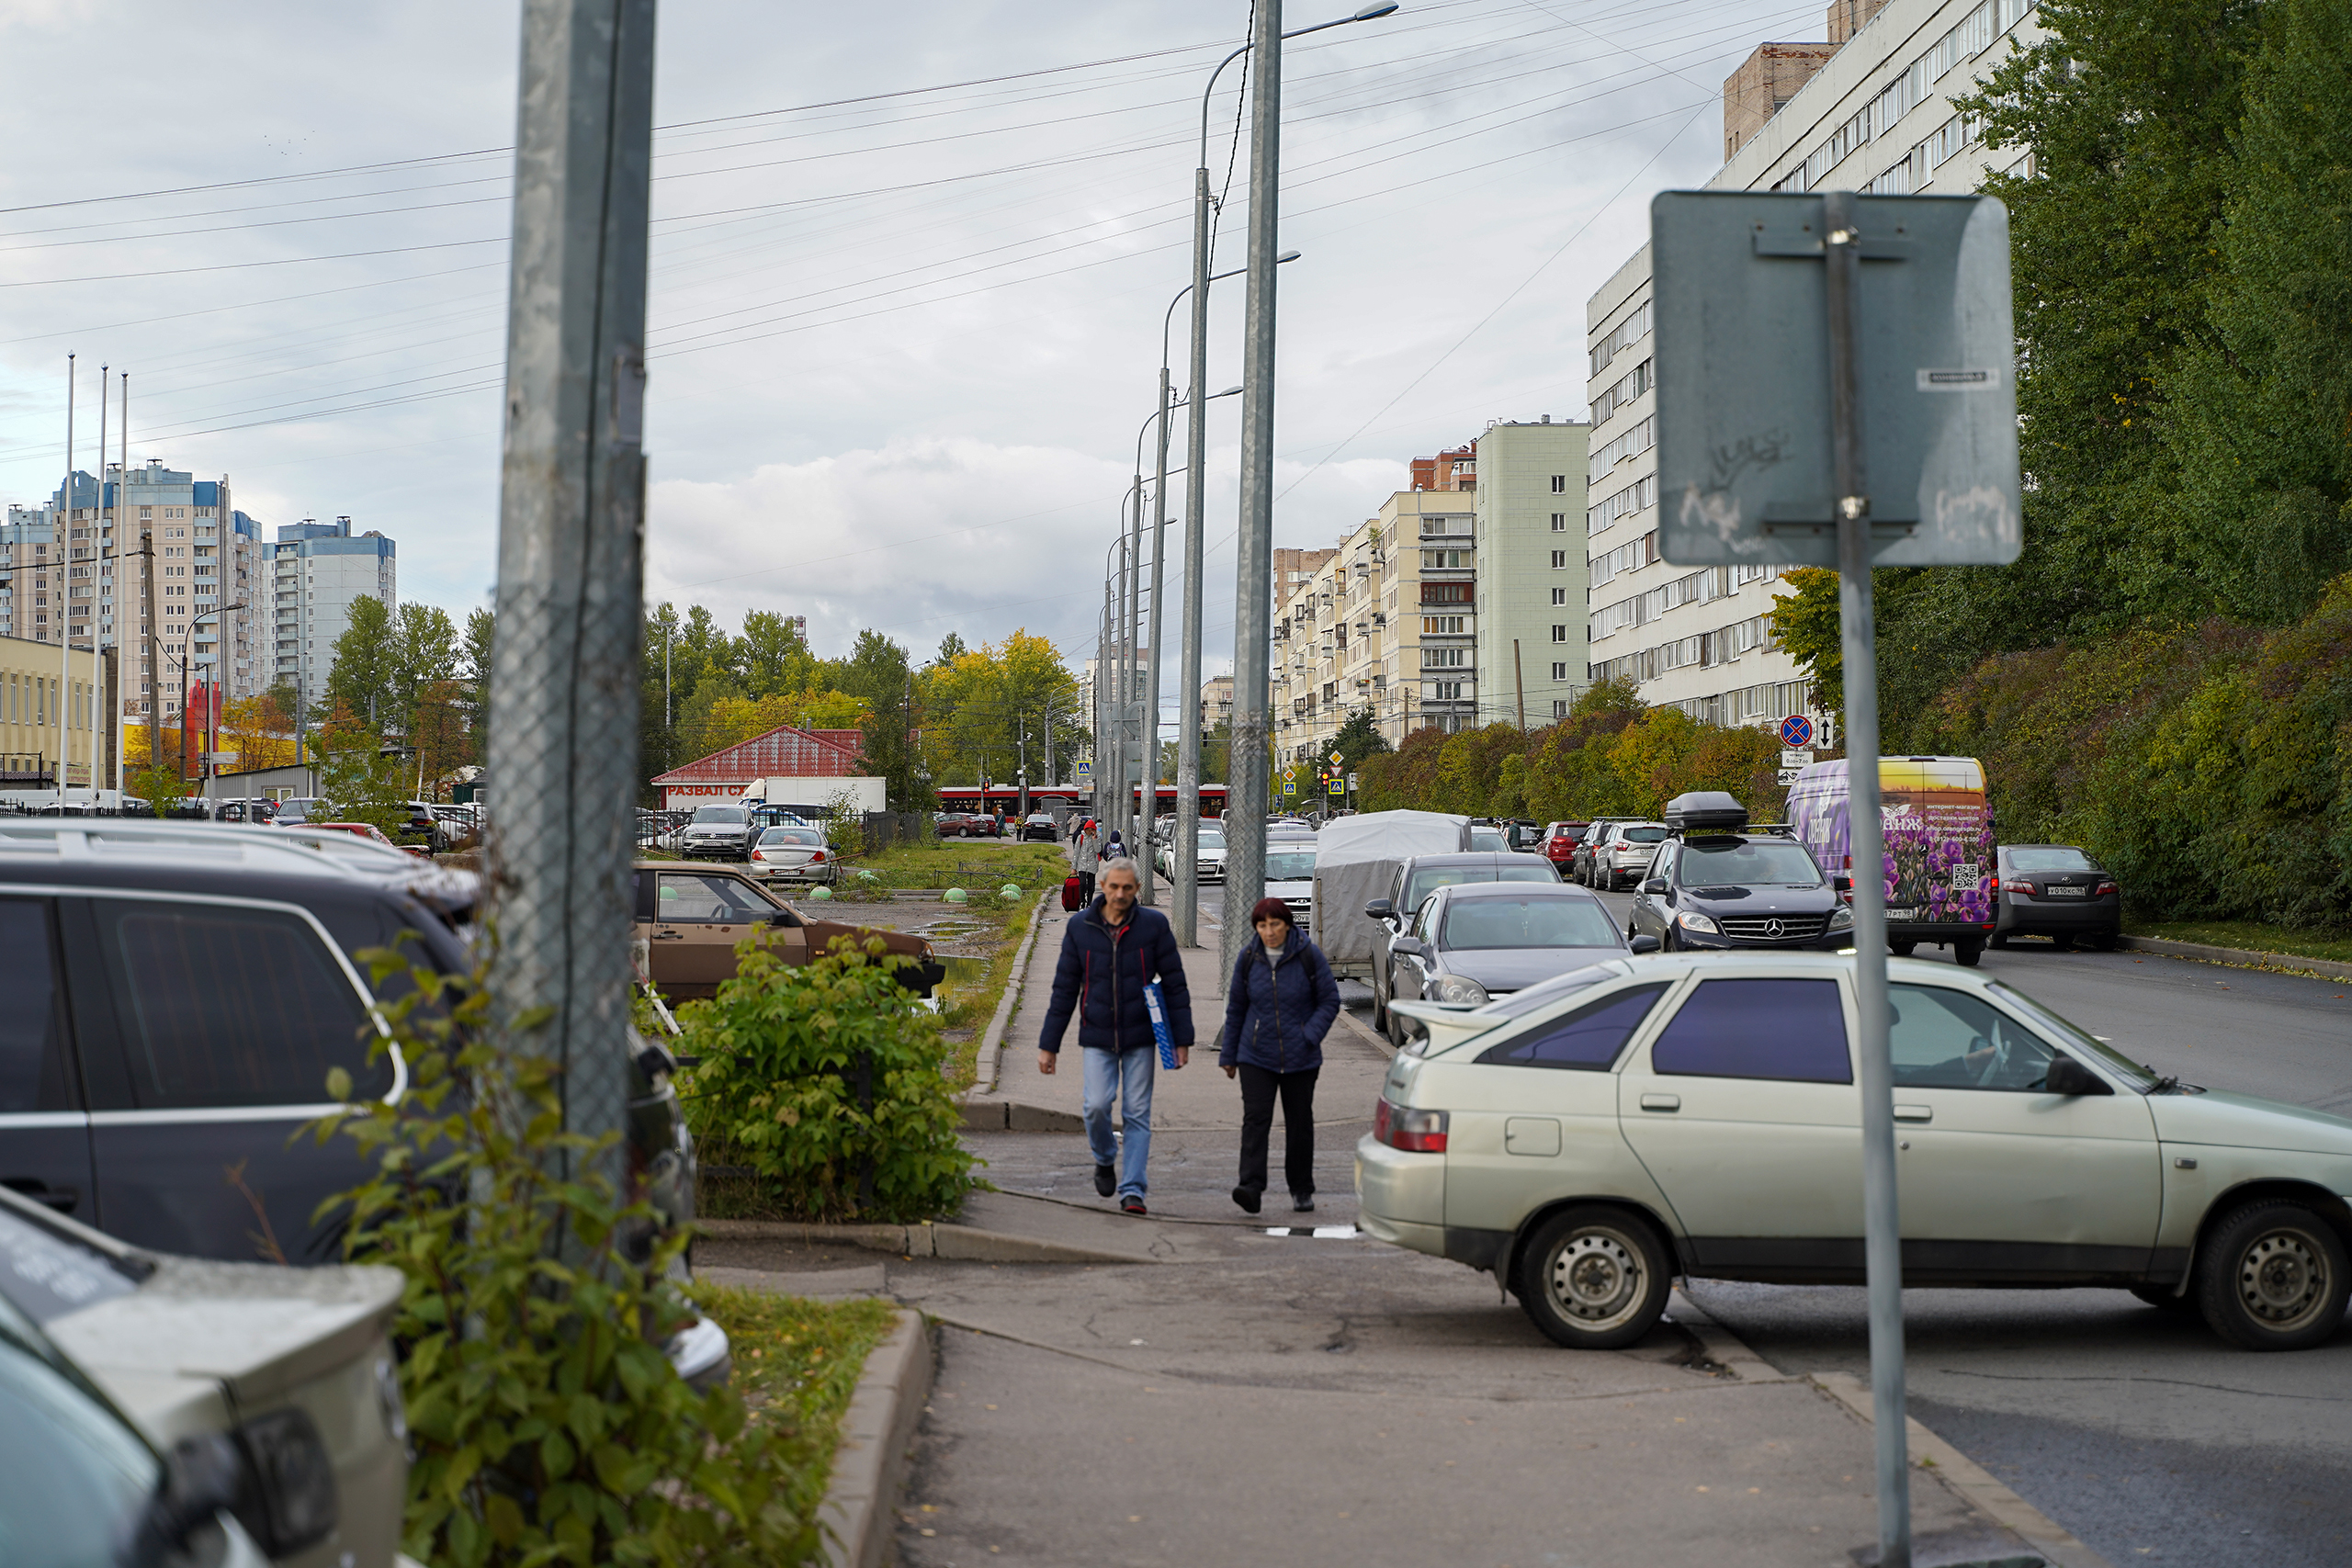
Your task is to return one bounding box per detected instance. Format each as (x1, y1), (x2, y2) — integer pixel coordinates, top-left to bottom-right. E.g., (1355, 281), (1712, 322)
(1073, 818), (1101, 904)
(1037, 857), (1193, 1215)
(1219, 896), (1341, 1215)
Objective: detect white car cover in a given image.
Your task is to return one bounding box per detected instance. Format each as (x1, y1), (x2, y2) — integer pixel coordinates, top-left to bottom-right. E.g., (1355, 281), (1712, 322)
(1312, 810), (1471, 971)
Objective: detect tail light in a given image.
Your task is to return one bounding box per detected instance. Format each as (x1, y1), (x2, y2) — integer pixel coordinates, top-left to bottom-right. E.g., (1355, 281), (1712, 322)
(1988, 876), (2000, 892)
(2010, 878), (2038, 896)
(2095, 880), (2117, 896)
(1374, 1097), (1448, 1153)
(812, 850), (826, 863)
(751, 850), (766, 861)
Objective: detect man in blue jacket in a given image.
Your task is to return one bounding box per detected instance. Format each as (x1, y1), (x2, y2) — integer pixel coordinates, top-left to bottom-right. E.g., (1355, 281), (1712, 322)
(1037, 857), (1193, 1214)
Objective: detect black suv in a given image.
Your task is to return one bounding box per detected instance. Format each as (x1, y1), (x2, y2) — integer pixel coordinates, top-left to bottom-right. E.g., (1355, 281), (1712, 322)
(1626, 792), (1854, 953)
(0, 820), (695, 1267)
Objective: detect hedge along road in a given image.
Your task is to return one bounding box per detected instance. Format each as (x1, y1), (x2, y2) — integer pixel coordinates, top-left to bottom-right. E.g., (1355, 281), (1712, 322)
(1582, 878), (2352, 1568)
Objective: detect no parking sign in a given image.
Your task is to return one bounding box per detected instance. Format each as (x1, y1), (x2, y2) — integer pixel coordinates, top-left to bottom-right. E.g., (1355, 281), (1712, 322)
(1779, 713), (1815, 750)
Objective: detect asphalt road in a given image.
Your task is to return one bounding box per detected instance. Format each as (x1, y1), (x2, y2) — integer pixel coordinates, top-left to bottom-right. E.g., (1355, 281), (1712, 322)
(1171, 853), (2352, 1563)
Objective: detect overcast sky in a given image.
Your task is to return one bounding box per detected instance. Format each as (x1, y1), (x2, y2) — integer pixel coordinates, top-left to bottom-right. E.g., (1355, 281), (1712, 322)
(0, 0), (1808, 703)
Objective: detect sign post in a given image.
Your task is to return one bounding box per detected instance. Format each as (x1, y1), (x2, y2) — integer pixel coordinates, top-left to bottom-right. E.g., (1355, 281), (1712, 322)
(1653, 187), (2018, 1568)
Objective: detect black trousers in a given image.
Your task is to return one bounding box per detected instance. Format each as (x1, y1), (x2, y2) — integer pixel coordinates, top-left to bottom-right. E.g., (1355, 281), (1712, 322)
(1079, 871), (1096, 902)
(1237, 1063), (1319, 1198)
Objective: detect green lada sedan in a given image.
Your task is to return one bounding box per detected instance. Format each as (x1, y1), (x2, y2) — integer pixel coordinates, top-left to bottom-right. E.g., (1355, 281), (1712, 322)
(1358, 953), (2352, 1353)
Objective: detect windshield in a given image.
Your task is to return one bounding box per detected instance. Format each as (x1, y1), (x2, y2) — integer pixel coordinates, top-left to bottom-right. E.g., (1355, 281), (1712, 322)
(1619, 827), (1668, 844)
(1197, 831), (1225, 850)
(1265, 851), (1317, 881)
(1468, 828), (1508, 852)
(2008, 847), (2095, 872)
(1441, 897), (1622, 951)
(1678, 840), (1823, 886)
(692, 807), (748, 825)
(1988, 982), (2161, 1089)
(759, 828), (822, 846)
(1472, 962), (1627, 1021)
(0, 1296), (164, 1565)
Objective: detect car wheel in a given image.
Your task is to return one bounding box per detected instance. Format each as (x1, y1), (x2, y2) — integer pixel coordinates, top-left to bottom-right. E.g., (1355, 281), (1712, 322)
(1989, 931), (2009, 949)
(2090, 931), (2120, 952)
(2128, 1282), (2199, 1314)
(2050, 932), (2075, 952)
(1514, 1206), (1672, 1350)
(1890, 941), (1917, 957)
(1954, 940), (1984, 968)
(2196, 1200), (2351, 1350)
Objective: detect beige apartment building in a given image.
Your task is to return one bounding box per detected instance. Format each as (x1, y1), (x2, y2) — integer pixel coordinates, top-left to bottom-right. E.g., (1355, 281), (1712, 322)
(1473, 418), (1589, 728)
(0, 633), (105, 789)
(1581, 0), (2043, 737)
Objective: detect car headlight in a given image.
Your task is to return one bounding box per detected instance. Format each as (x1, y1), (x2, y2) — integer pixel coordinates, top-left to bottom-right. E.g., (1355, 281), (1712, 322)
(1827, 905), (1855, 930)
(1433, 975), (1489, 1005)
(1674, 909), (1721, 935)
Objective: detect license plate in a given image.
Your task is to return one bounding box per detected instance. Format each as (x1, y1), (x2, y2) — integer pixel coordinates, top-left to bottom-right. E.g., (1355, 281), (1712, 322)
(2049, 885), (2088, 897)
(1886, 908), (1919, 921)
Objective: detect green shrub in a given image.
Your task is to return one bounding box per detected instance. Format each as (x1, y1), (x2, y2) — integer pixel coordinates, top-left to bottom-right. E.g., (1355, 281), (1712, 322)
(314, 950), (821, 1568)
(675, 934), (976, 1224)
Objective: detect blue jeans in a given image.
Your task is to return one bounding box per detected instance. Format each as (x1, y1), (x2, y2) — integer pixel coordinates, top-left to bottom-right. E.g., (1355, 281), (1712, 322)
(1081, 1047), (1155, 1200)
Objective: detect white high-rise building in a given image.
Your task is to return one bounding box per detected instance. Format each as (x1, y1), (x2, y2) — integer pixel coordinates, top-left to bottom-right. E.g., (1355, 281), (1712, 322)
(273, 516), (397, 721)
(1583, 0), (2044, 734)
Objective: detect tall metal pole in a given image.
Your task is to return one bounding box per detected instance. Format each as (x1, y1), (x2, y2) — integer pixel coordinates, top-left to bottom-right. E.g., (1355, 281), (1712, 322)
(1121, 480), (1141, 855)
(1221, 0), (1283, 990)
(88, 366), (105, 802)
(59, 354), (74, 807)
(1824, 187), (1909, 1568)
(485, 0), (657, 1198)
(116, 373), (129, 795)
(135, 375), (162, 790)
(1176, 164), (1214, 945)
(1142, 368), (1174, 907)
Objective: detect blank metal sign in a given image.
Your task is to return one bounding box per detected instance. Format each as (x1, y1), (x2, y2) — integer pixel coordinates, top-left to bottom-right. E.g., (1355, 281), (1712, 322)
(1649, 191), (2020, 568)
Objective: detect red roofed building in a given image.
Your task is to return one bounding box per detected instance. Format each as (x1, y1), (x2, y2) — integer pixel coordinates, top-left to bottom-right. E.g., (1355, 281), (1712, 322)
(650, 724), (866, 809)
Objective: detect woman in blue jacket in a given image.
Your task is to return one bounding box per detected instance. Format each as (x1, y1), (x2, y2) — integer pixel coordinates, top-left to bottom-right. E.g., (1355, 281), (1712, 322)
(1219, 897), (1341, 1214)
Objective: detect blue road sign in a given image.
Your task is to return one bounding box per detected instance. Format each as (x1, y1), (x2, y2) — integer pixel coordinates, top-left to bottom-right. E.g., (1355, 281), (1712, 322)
(1779, 714), (1815, 749)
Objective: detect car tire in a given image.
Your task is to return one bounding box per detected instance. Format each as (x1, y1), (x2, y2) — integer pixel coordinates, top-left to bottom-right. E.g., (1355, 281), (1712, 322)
(2090, 931), (2120, 952)
(1514, 1206), (1672, 1350)
(2195, 1200), (2351, 1350)
(2128, 1282), (2199, 1314)
(2050, 932), (2075, 952)
(1890, 941), (1917, 957)
(1989, 931), (2009, 949)
(1954, 940), (1984, 968)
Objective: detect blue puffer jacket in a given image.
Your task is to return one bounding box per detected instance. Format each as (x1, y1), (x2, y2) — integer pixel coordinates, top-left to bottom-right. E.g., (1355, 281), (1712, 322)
(1038, 899), (1194, 1055)
(1219, 928), (1342, 1073)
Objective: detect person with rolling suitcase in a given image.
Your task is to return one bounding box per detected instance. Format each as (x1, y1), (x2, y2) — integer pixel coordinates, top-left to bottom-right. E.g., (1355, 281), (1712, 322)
(1073, 818), (1102, 905)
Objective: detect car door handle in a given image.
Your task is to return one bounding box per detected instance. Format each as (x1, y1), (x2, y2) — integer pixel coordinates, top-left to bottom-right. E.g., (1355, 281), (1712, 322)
(2, 1179), (78, 1213)
(1639, 1093), (1680, 1112)
(651, 931), (685, 941)
(1893, 1104), (1933, 1122)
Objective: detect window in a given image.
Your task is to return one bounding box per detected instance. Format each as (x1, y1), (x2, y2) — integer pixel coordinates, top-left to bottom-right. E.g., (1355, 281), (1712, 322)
(1551, 550), (1568, 570)
(1429, 681), (1464, 701)
(1551, 513), (1566, 532)
(1551, 625), (1568, 643)
(93, 901), (385, 1108)
(1421, 549), (1470, 570)
(1480, 983), (1670, 1069)
(1552, 589), (1568, 605)
(1421, 615), (1464, 635)
(1650, 978), (1850, 1082)
(1551, 475), (1567, 494)
(1553, 699), (1569, 717)
(655, 874), (779, 924)
(1888, 985), (2061, 1091)
(0, 898), (74, 1113)
(1422, 648), (1465, 669)
(1551, 662), (1568, 681)
(1442, 897), (1623, 952)
(2006, 847), (2095, 873)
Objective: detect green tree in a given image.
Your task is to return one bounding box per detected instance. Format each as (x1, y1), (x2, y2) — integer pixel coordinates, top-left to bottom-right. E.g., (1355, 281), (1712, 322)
(1767, 568), (1842, 716)
(838, 631), (931, 811)
(390, 603), (458, 743)
(459, 605), (493, 757)
(734, 610), (819, 698)
(322, 593), (399, 732)
(1330, 707), (1391, 775)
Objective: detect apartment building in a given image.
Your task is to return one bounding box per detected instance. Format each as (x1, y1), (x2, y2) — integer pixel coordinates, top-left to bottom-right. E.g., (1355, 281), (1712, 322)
(4, 463), (266, 724)
(1582, 0), (2043, 735)
(0, 632), (100, 787)
(1473, 418), (1590, 728)
(273, 516), (398, 722)
(1197, 675), (1233, 734)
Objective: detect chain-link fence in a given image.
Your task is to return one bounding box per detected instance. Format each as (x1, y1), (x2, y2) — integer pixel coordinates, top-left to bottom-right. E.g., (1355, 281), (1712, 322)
(859, 810), (935, 853)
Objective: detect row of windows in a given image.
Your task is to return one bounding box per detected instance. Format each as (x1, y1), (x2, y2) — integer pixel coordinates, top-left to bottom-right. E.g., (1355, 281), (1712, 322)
(1773, 0), (2030, 196)
(1589, 563), (1781, 644)
(1588, 415), (1655, 486)
(1592, 357), (1652, 427)
(1589, 528), (1659, 590)
(1589, 299), (1652, 380)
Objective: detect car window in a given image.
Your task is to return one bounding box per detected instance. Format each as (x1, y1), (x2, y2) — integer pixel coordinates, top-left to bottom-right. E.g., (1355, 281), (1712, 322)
(1619, 827), (1668, 844)
(1441, 897), (1622, 950)
(2007, 848), (2095, 872)
(1478, 983), (1671, 1069)
(690, 807), (748, 824)
(1496, 861), (1558, 885)
(1198, 831), (1225, 849)
(1676, 840), (1823, 886)
(1410, 897), (1441, 942)
(657, 873), (778, 923)
(759, 828), (822, 846)
(1987, 983), (2160, 1090)
(1266, 851), (1317, 880)
(0, 1301), (164, 1565)
(1889, 984), (2063, 1091)
(0, 898), (75, 1115)
(1650, 977), (1851, 1083)
(91, 901), (387, 1109)
(1468, 828), (1509, 852)
(1404, 867), (1479, 908)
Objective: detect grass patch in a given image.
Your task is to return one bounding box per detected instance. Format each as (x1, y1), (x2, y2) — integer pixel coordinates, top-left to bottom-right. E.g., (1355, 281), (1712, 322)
(2128, 919), (2352, 967)
(932, 891), (1046, 1089)
(845, 839), (1068, 892)
(690, 1284), (900, 1521)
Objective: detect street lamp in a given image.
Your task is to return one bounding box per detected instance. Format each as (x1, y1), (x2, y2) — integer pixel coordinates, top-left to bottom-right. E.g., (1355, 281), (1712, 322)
(183, 602), (246, 800)
(1186, 3), (1396, 964)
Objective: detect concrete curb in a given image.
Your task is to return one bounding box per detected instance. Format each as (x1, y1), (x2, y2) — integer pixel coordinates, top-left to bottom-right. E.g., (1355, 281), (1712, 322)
(969, 887), (1051, 1095)
(2117, 932), (2352, 983)
(956, 1099), (1085, 1133)
(1807, 1372), (2117, 1568)
(819, 1309), (934, 1568)
(696, 1215), (1145, 1266)
(1333, 1004), (1395, 1061)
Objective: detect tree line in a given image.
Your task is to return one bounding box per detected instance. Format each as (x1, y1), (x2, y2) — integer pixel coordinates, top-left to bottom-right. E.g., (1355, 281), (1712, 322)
(1764, 0), (2352, 932)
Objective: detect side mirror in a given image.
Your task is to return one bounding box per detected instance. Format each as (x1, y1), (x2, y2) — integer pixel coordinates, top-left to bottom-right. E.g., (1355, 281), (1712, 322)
(2043, 1056), (2112, 1097)
(1364, 898), (1396, 923)
(1640, 877), (1668, 896)
(1832, 874), (1853, 894)
(1390, 935), (1426, 957)
(1628, 934), (1661, 954)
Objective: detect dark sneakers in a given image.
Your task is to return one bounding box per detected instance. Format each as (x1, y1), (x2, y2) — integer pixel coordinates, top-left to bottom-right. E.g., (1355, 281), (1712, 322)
(1293, 1193), (1315, 1213)
(1121, 1195), (1148, 1216)
(1231, 1186), (1262, 1215)
(1093, 1163), (1116, 1197)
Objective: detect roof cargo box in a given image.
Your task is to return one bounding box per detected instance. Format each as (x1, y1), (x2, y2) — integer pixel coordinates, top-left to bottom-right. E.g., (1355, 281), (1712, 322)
(1665, 791), (1749, 835)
